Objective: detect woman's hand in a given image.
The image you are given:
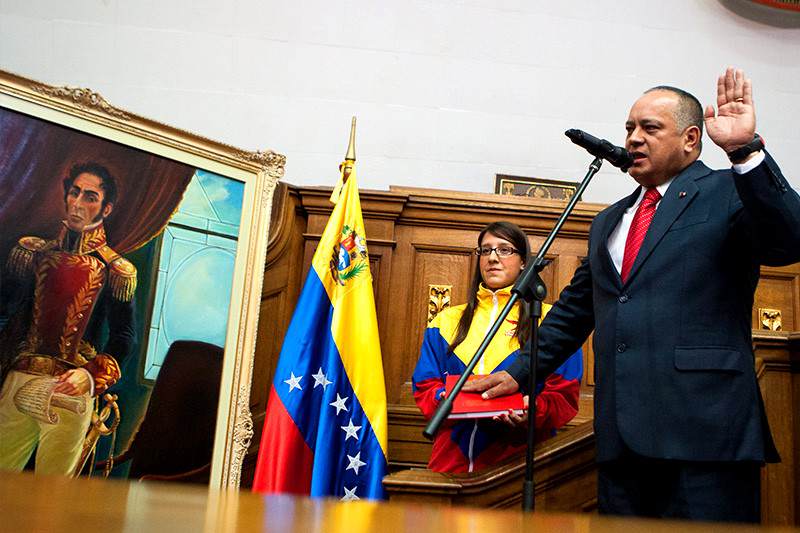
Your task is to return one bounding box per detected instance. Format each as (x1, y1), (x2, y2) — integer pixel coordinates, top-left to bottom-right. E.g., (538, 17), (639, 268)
(494, 395), (529, 427)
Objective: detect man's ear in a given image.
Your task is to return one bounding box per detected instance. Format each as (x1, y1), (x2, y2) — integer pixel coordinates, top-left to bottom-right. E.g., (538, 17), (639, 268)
(102, 202), (114, 218)
(684, 125), (701, 153)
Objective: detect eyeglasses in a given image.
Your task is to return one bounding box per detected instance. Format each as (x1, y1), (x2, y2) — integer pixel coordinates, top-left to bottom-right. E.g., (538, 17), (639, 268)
(475, 246), (519, 258)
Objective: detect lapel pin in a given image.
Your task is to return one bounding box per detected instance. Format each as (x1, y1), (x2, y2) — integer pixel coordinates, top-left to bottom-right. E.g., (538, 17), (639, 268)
(678, 191), (687, 198)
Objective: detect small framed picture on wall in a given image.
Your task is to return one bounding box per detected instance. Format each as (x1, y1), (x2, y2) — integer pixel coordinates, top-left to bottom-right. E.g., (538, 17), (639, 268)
(495, 174), (580, 201)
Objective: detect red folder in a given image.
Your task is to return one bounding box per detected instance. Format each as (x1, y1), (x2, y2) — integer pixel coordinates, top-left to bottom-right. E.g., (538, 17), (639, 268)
(445, 374), (525, 419)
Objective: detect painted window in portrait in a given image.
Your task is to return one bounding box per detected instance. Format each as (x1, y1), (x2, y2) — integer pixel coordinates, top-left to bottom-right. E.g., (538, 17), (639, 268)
(144, 170), (244, 381)
(0, 69), (283, 489)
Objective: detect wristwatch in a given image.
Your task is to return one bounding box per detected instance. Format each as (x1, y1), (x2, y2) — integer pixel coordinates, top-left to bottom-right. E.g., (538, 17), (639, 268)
(727, 133), (765, 164)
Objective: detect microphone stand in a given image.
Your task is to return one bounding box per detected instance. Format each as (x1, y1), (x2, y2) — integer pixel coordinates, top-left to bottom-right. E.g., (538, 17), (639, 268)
(422, 156), (605, 512)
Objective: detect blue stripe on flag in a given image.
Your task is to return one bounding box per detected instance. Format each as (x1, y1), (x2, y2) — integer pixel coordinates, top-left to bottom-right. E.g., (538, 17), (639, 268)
(272, 269), (387, 499)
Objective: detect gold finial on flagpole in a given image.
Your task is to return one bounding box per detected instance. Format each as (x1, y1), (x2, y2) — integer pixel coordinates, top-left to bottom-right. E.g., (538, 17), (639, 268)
(343, 116), (356, 182)
(345, 116), (356, 161)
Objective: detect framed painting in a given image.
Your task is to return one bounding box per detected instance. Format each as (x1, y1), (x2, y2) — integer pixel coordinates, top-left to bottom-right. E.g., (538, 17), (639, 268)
(0, 69), (284, 489)
(495, 174), (580, 201)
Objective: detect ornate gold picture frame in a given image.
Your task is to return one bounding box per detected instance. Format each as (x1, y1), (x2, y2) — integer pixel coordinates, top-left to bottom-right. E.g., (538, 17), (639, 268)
(0, 69), (284, 489)
(495, 173), (580, 201)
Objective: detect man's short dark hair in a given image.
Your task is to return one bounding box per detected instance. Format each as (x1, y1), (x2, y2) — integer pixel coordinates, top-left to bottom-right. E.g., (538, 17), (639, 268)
(62, 162), (118, 208)
(645, 85), (704, 136)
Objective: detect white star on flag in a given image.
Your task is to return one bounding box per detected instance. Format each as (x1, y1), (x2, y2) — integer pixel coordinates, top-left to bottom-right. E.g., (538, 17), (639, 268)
(340, 419), (361, 441)
(329, 393), (349, 415)
(341, 486), (359, 502)
(346, 452), (367, 475)
(312, 367), (332, 390)
(284, 372), (302, 392)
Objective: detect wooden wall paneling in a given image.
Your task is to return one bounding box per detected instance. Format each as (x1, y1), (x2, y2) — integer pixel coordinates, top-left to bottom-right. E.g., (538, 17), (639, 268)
(381, 227), (474, 403)
(380, 225), (416, 404)
(406, 229), (478, 377)
(406, 246), (472, 375)
(386, 404), (433, 471)
(796, 356), (800, 524)
(370, 240), (398, 391)
(754, 332), (800, 526)
(754, 265), (800, 331)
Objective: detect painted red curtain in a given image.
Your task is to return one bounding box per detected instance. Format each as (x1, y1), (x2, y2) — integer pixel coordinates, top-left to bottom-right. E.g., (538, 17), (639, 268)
(0, 106), (195, 259)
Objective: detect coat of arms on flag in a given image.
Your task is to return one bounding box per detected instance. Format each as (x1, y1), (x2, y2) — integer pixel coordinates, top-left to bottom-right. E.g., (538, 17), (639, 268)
(331, 225), (368, 286)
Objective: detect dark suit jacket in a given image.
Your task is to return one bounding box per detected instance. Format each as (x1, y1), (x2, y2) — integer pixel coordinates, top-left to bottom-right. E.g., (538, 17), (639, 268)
(510, 152), (800, 463)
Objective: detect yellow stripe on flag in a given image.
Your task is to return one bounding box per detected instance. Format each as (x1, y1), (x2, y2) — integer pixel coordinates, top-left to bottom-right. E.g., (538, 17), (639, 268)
(311, 163), (388, 459)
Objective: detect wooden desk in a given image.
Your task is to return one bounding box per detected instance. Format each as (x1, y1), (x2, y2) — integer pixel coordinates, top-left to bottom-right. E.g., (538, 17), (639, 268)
(0, 472), (796, 533)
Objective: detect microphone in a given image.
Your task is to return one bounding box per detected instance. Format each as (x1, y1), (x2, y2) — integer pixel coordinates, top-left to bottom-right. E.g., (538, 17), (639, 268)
(565, 129), (633, 172)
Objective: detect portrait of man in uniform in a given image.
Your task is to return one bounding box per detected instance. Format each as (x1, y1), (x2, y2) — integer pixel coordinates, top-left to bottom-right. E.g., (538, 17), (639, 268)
(0, 104), (244, 482)
(0, 162), (136, 475)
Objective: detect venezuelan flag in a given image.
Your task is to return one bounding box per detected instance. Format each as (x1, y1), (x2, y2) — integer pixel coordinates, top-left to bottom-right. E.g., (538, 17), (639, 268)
(253, 162), (388, 500)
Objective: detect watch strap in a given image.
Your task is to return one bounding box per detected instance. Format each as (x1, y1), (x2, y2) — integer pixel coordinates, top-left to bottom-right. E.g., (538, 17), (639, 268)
(727, 133), (765, 164)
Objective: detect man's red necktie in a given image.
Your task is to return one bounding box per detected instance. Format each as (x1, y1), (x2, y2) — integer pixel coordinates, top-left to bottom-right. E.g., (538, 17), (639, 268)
(621, 187), (662, 282)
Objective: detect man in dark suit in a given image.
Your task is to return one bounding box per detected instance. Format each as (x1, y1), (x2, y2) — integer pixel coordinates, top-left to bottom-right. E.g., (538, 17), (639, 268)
(464, 67), (800, 522)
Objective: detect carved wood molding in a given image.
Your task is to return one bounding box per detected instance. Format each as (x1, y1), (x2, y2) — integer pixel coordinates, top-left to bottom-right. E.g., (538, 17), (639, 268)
(235, 150), (287, 173)
(389, 185), (603, 235)
(427, 285), (451, 323)
(294, 184), (605, 235)
(264, 184), (298, 269)
(759, 307), (783, 331)
(31, 83), (131, 120)
(752, 331), (800, 369)
(298, 186), (407, 219)
(755, 357), (767, 380)
(383, 421), (595, 503)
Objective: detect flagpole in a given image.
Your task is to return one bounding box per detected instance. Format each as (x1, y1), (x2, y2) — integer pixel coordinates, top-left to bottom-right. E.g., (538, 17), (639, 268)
(343, 116), (356, 183)
(330, 117), (357, 204)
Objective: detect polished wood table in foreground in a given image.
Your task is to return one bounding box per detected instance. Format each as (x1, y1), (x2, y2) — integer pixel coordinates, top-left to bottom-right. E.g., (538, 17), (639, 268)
(1, 472), (797, 533)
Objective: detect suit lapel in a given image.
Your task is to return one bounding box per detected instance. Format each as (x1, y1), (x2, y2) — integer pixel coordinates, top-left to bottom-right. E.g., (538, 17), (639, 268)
(600, 187), (640, 288)
(623, 160), (710, 285)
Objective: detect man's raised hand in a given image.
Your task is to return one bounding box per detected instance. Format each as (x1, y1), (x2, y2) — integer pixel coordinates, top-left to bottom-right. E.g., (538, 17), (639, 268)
(705, 67), (756, 153)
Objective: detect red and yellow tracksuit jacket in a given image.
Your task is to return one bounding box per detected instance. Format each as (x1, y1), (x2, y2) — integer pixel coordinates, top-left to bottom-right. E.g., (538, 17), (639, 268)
(412, 284), (583, 473)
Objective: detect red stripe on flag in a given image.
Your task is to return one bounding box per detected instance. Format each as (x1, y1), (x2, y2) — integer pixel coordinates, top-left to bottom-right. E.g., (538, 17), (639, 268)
(252, 386), (313, 494)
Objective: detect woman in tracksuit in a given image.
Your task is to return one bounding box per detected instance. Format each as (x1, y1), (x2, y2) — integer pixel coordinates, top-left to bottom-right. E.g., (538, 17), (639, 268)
(412, 221), (583, 473)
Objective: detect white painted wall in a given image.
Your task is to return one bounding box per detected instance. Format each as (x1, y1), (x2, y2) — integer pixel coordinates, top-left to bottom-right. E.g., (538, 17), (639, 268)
(1, 0), (799, 204)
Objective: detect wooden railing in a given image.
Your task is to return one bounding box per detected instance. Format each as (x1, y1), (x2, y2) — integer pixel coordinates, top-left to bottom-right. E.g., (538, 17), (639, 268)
(384, 421), (596, 511)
